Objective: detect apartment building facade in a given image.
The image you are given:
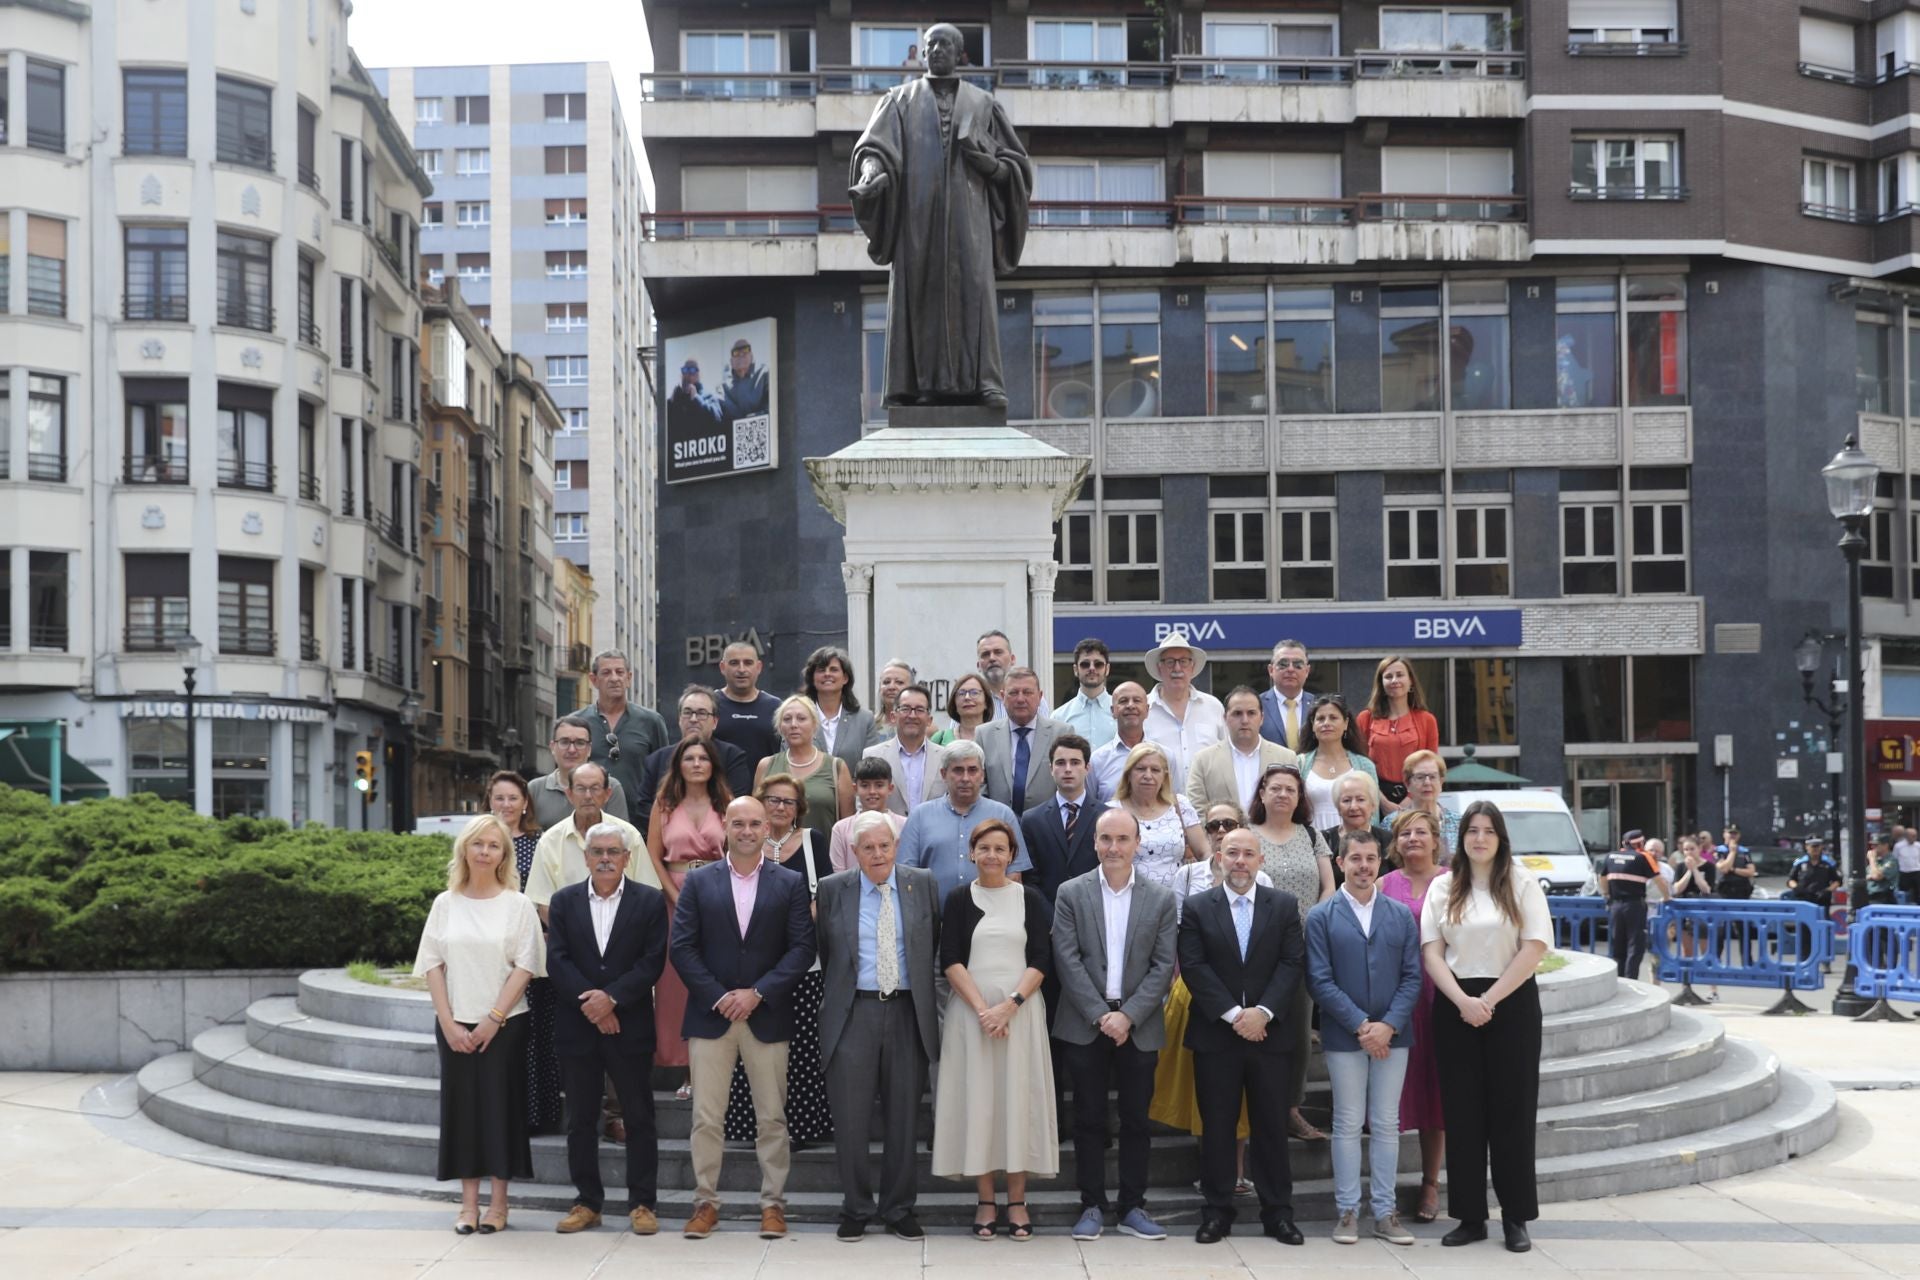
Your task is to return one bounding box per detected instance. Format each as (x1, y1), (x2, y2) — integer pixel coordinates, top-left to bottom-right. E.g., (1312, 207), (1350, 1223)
(368, 61), (656, 705)
(639, 0), (1920, 848)
(0, 0), (442, 826)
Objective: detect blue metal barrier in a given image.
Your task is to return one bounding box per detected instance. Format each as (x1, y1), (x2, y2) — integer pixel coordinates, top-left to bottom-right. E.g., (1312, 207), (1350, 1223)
(1548, 896), (1609, 954)
(1848, 905), (1920, 1021)
(1649, 900), (1836, 1015)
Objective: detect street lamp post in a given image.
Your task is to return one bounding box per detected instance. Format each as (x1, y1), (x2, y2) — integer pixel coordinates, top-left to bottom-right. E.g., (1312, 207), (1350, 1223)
(1794, 631), (1847, 861)
(174, 633), (204, 813)
(1822, 436), (1877, 1018)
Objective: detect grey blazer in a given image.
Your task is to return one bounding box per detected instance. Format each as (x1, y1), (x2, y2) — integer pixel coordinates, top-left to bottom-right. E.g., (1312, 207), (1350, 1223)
(977, 714), (1070, 812)
(862, 736), (950, 815)
(816, 707), (880, 782)
(815, 864), (942, 1068)
(1049, 867), (1179, 1050)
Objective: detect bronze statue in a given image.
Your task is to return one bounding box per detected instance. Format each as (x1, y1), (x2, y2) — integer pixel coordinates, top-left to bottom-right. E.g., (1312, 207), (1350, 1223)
(849, 23), (1032, 411)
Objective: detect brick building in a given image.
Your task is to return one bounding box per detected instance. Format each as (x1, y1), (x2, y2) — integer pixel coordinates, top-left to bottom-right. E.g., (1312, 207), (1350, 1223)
(639, 0), (1920, 848)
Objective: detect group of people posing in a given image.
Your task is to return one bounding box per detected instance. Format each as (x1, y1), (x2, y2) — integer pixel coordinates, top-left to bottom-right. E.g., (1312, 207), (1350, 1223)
(409, 631), (1548, 1250)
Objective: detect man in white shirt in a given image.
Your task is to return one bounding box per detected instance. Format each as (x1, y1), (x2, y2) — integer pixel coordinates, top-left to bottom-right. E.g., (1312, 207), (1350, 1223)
(1089, 681), (1185, 805)
(526, 762), (658, 926)
(1051, 809), (1179, 1243)
(1057, 637), (1117, 749)
(1188, 686), (1298, 815)
(1894, 825), (1920, 903)
(1143, 632), (1226, 779)
(1260, 640), (1317, 754)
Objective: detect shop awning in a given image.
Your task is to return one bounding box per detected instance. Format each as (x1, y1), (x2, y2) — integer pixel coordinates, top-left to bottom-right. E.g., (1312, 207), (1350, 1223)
(0, 732), (110, 800)
(1883, 779), (1920, 803)
(1443, 743), (1531, 789)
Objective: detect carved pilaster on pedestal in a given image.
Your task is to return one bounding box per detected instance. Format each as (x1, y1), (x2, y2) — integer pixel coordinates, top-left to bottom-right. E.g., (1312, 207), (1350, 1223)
(841, 561), (875, 703)
(1028, 559), (1061, 706)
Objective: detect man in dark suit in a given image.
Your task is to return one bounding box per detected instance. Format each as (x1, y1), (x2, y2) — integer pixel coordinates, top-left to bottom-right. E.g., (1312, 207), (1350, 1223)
(546, 823), (670, 1236)
(977, 666), (1069, 812)
(670, 795), (817, 1241)
(1020, 733), (1100, 902)
(632, 685), (755, 835)
(1179, 826), (1307, 1247)
(1259, 640), (1316, 753)
(1052, 808), (1179, 1242)
(816, 811), (942, 1242)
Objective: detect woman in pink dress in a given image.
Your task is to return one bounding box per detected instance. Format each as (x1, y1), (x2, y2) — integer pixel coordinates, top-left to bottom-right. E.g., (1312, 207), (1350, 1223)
(645, 737), (731, 1092)
(1378, 806), (1448, 1223)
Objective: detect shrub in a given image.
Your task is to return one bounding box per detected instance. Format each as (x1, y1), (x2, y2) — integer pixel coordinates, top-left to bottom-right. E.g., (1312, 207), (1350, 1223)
(0, 785), (454, 972)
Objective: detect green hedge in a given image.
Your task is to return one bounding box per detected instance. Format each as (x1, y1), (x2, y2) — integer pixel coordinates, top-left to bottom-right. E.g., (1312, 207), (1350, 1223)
(0, 786), (454, 971)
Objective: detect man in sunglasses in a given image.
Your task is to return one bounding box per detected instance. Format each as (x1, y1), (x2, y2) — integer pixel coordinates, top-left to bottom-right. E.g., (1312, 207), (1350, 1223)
(1057, 637), (1117, 750)
(1260, 641), (1316, 754)
(578, 650), (671, 808)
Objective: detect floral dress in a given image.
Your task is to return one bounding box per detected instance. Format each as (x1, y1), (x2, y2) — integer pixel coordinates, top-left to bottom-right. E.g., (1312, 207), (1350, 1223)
(1121, 796), (1201, 889)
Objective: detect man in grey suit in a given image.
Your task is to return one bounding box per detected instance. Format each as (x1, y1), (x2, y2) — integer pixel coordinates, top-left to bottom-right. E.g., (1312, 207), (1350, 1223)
(862, 684), (948, 815)
(977, 666), (1067, 813)
(816, 811), (941, 1243)
(1052, 807), (1179, 1243)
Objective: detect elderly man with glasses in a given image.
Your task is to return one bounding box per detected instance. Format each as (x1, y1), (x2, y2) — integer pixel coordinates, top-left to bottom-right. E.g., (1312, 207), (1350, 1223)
(535, 713), (633, 829)
(632, 685), (756, 836)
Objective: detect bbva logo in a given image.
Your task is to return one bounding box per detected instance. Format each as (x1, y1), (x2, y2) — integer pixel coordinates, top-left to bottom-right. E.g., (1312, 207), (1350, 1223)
(1154, 620), (1229, 642)
(1413, 616), (1489, 639)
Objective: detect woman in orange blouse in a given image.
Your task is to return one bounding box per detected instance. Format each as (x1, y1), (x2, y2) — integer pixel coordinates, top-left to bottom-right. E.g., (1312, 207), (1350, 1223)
(1354, 656), (1439, 810)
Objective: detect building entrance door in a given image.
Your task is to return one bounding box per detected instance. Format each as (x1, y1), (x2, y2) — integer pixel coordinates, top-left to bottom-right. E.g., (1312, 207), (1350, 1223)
(1570, 756), (1689, 853)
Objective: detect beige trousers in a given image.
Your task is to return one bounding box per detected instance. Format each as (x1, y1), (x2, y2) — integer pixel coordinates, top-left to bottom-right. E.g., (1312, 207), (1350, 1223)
(688, 1020), (790, 1209)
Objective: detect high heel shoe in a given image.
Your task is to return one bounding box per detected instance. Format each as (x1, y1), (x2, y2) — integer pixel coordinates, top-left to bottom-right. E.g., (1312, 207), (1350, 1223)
(1415, 1179), (1441, 1224)
(971, 1200), (999, 1241)
(1007, 1200), (1033, 1241)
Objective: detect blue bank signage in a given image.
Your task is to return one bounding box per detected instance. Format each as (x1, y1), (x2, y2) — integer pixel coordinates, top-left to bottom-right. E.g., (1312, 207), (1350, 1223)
(1056, 609), (1524, 654)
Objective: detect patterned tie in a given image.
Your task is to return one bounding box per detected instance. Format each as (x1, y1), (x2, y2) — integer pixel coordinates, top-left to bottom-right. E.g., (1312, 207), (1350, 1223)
(1064, 800), (1080, 841)
(1284, 698), (1299, 752)
(1234, 894), (1252, 961)
(1012, 726), (1032, 812)
(876, 883), (900, 996)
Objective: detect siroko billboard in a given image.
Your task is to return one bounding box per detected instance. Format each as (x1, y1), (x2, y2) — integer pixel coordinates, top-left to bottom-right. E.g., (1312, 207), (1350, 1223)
(663, 317), (778, 484)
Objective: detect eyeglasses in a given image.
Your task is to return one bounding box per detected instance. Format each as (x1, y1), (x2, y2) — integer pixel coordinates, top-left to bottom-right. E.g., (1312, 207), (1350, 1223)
(762, 796), (798, 809)
(1271, 658), (1308, 669)
(604, 732), (621, 762)
(1160, 656), (1195, 669)
(1075, 658), (1108, 670)
(955, 688), (983, 699)
(1204, 819), (1241, 833)
(552, 736), (591, 751)
(680, 708), (716, 720)
(1408, 772), (1441, 783)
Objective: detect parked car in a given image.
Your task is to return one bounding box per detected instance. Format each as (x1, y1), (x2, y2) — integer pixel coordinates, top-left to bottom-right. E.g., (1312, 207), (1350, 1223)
(1440, 789), (1599, 897)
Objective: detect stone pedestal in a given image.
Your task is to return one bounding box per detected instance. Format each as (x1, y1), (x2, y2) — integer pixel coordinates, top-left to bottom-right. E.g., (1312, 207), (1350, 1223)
(805, 410), (1089, 709)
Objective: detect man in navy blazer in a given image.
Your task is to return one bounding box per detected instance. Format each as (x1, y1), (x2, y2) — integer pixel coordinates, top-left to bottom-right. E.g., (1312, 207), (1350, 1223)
(1305, 828), (1422, 1247)
(670, 795), (817, 1240)
(1178, 826), (1306, 1248)
(1259, 640), (1316, 753)
(545, 823), (670, 1235)
(1019, 733), (1100, 902)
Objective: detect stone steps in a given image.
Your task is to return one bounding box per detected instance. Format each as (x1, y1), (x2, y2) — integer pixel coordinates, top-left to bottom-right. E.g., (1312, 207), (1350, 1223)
(126, 952), (1838, 1224)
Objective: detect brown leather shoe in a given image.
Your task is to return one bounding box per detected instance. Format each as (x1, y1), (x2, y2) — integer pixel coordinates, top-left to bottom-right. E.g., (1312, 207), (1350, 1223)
(629, 1206), (659, 1236)
(759, 1205), (787, 1239)
(683, 1203), (720, 1239)
(556, 1205), (602, 1234)
(604, 1116), (627, 1143)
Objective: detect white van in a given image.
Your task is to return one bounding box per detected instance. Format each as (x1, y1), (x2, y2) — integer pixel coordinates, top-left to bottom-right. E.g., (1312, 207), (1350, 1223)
(411, 813), (475, 838)
(1440, 789), (1599, 897)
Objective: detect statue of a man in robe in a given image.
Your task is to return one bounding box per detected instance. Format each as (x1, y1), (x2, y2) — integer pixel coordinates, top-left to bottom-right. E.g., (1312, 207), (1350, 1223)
(849, 23), (1032, 410)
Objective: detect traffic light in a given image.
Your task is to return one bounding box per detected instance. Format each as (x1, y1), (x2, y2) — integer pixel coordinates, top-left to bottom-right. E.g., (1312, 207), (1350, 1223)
(354, 750), (378, 804)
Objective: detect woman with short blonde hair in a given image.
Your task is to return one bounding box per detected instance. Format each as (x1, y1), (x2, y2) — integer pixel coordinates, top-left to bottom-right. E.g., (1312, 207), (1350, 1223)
(753, 694), (854, 837)
(1111, 741), (1206, 887)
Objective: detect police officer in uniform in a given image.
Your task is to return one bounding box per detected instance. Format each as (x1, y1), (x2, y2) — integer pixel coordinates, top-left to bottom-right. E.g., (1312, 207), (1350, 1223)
(1599, 830), (1660, 980)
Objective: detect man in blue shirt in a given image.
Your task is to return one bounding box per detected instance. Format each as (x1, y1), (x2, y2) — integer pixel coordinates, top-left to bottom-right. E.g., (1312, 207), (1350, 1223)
(1057, 637), (1117, 750)
(895, 740), (1032, 898)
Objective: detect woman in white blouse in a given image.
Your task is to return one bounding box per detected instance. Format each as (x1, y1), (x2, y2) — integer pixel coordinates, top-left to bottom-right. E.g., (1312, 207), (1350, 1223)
(414, 814), (547, 1235)
(1419, 800), (1551, 1255)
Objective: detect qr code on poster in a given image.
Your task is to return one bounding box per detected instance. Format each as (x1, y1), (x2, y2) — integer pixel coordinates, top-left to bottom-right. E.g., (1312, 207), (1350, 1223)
(733, 414), (771, 469)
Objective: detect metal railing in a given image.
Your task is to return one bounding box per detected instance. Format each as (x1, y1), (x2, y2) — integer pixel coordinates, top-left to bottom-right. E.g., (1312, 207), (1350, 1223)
(125, 456), (190, 485)
(374, 233), (406, 281)
(998, 61), (1173, 89)
(339, 337), (354, 370)
(1177, 195), (1353, 225)
(219, 627), (275, 657)
(300, 633), (321, 662)
(371, 656), (403, 686)
(1803, 201), (1874, 224)
(125, 294), (189, 322)
(818, 66), (996, 94)
(217, 296), (274, 332)
(376, 507), (408, 548)
(27, 452), (66, 483)
(644, 210), (821, 239)
(361, 347), (372, 376)
(1356, 192), (1528, 222)
(564, 641), (592, 672)
(216, 458), (275, 491)
(1568, 184), (1690, 202)
(216, 144), (275, 172)
(27, 271), (65, 317)
(27, 123), (64, 152)
(297, 160), (320, 191)
(1171, 55), (1353, 84)
(28, 622), (68, 650)
(338, 485), (356, 518)
(640, 72), (819, 101)
(298, 470), (322, 501)
(1354, 50), (1525, 79)
(1568, 39), (1687, 57)
(299, 315), (323, 347)
(124, 622), (189, 652)
(1030, 200), (1175, 227)
(340, 627), (356, 671)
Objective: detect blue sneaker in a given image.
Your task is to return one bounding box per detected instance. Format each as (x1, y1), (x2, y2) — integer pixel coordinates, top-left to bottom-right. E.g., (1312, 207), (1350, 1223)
(1071, 1206), (1104, 1240)
(1117, 1208), (1167, 1241)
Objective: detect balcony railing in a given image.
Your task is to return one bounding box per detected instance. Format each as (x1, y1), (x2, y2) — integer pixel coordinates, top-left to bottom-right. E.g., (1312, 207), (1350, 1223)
(298, 159), (320, 191)
(1171, 55), (1353, 84)
(1568, 184), (1689, 202)
(1804, 201), (1874, 224)
(362, 347), (372, 376)
(28, 622), (69, 650)
(644, 209), (822, 239)
(299, 315), (323, 348)
(641, 72), (819, 100)
(1354, 50), (1525, 79)
(819, 66), (995, 94)
(217, 458), (275, 491)
(27, 279), (65, 317)
(27, 452), (67, 483)
(1177, 196), (1353, 226)
(220, 627), (276, 657)
(217, 296), (274, 332)
(124, 294), (189, 322)
(340, 337), (354, 370)
(126, 456), (190, 485)
(300, 633), (321, 662)
(339, 485), (356, 518)
(374, 233), (406, 280)
(124, 622), (189, 652)
(999, 61), (1173, 89)
(298, 470), (322, 501)
(372, 655), (403, 686)
(376, 507), (408, 547)
(1356, 192), (1527, 222)
(1031, 200), (1175, 228)
(564, 641), (592, 672)
(1569, 39), (1687, 57)
(340, 627), (356, 670)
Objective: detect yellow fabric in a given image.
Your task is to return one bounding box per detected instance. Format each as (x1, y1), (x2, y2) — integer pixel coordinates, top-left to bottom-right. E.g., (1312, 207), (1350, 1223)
(1148, 976), (1250, 1138)
(1283, 699), (1299, 752)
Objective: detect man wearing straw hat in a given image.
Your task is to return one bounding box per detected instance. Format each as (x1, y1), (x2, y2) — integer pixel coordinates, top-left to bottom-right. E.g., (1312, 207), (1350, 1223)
(1142, 630), (1226, 779)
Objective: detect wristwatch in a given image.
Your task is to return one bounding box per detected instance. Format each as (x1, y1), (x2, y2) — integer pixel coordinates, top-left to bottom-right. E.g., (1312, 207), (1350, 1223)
(750, 988), (765, 1003)
(1010, 992), (1026, 1007)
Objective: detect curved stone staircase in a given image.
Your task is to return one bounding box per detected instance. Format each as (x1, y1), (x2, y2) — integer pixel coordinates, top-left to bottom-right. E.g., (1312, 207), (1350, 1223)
(132, 951), (1836, 1224)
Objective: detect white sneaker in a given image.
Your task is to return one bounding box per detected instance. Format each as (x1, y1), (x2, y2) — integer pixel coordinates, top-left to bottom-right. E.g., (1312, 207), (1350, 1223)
(1333, 1210), (1360, 1245)
(1374, 1211), (1415, 1246)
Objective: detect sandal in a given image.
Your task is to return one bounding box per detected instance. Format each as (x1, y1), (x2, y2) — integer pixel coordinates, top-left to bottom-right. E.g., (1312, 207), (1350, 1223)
(1415, 1178), (1441, 1224)
(971, 1199), (999, 1241)
(1234, 1176), (1257, 1198)
(1007, 1200), (1033, 1241)
(675, 1082), (693, 1101)
(478, 1207), (509, 1234)
(454, 1209), (478, 1236)
(1289, 1111), (1328, 1142)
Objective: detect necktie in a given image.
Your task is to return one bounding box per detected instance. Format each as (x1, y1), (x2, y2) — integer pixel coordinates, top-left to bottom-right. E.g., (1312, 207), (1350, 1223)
(876, 883), (900, 995)
(1233, 894), (1252, 961)
(1064, 800), (1080, 841)
(1012, 726), (1032, 812)
(1284, 698), (1299, 752)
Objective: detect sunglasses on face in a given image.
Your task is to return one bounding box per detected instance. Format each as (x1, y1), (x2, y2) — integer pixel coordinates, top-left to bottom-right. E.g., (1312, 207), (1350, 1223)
(1204, 819), (1240, 833)
(1272, 658), (1308, 669)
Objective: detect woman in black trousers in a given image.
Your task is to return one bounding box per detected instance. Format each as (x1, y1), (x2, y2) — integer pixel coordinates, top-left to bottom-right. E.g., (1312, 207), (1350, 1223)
(1419, 800), (1551, 1253)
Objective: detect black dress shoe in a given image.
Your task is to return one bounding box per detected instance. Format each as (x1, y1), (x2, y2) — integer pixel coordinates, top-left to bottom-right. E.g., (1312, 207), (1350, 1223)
(1502, 1220), (1532, 1253)
(1265, 1218), (1305, 1246)
(886, 1212), (925, 1241)
(1194, 1215), (1232, 1244)
(1442, 1221), (1489, 1247)
(836, 1215), (868, 1242)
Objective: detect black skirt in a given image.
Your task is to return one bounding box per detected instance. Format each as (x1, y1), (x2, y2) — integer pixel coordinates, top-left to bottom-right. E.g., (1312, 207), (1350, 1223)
(522, 979), (565, 1134)
(435, 1016), (534, 1181)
